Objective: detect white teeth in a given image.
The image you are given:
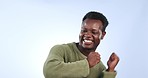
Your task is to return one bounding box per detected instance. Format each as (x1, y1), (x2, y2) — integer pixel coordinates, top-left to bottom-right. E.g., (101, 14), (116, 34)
(84, 40), (92, 42)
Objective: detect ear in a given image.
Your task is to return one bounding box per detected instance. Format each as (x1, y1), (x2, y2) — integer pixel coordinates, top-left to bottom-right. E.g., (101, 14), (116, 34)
(101, 31), (106, 39)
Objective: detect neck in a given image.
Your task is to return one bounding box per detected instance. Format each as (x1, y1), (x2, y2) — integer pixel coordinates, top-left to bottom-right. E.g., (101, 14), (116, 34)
(76, 43), (96, 56)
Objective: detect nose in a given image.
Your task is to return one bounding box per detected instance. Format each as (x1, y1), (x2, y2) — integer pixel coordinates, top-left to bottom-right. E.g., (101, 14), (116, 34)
(84, 31), (92, 38)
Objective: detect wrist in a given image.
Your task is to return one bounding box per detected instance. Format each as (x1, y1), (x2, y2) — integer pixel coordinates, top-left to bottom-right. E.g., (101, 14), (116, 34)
(106, 68), (115, 72)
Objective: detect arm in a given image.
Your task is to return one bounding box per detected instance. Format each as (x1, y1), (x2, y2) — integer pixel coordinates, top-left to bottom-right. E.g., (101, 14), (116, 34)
(43, 45), (90, 78)
(100, 53), (119, 78)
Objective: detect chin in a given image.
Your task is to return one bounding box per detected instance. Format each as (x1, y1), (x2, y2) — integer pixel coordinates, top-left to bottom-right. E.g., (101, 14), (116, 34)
(82, 45), (95, 50)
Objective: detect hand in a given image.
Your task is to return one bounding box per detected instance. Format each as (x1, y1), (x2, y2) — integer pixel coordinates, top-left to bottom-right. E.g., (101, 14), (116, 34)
(87, 52), (101, 68)
(107, 53), (119, 72)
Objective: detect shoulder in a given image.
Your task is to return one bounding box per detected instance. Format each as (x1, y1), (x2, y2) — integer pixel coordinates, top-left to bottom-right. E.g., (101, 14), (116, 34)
(51, 42), (74, 50)
(49, 42), (75, 54)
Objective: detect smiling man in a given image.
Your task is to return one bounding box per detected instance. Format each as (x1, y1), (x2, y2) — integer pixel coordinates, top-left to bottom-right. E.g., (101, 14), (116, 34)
(43, 11), (119, 78)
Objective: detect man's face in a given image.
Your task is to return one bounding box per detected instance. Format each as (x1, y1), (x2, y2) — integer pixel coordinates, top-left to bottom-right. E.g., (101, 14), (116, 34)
(79, 19), (106, 50)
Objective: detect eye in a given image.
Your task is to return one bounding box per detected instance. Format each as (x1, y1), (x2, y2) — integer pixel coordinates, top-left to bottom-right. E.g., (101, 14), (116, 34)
(92, 31), (98, 34)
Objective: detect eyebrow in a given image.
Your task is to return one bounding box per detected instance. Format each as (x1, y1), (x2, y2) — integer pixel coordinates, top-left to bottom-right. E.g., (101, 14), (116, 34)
(92, 28), (101, 32)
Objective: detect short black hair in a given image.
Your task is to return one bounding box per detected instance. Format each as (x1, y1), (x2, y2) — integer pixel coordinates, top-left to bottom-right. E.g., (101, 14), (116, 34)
(82, 11), (109, 32)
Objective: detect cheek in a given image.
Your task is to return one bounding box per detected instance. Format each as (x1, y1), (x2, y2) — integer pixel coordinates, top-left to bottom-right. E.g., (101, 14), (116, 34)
(94, 36), (100, 42)
(79, 33), (83, 39)
(94, 35), (101, 43)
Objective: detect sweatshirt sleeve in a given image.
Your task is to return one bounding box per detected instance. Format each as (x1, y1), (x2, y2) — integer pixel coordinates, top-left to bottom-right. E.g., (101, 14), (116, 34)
(101, 70), (117, 78)
(43, 45), (90, 78)
(99, 61), (117, 78)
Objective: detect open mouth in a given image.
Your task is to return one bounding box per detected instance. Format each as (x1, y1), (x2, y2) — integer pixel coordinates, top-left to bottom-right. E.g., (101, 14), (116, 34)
(82, 39), (93, 45)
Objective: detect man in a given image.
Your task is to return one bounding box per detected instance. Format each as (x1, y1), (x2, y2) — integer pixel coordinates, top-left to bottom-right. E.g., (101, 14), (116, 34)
(43, 11), (119, 78)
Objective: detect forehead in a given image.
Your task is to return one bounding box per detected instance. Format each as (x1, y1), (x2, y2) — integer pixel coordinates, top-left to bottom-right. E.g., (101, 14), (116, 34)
(82, 19), (103, 30)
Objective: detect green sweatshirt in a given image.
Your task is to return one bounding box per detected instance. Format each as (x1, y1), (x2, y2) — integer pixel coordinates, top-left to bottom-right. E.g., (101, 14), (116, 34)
(43, 42), (116, 78)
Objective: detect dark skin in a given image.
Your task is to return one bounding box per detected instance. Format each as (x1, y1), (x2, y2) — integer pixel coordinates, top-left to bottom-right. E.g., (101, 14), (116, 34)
(77, 19), (119, 72)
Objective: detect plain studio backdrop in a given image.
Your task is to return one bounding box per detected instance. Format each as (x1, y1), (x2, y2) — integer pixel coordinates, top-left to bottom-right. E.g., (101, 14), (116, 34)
(0, 0), (148, 78)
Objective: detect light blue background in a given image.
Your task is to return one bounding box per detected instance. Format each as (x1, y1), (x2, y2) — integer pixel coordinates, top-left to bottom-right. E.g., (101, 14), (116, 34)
(0, 0), (148, 78)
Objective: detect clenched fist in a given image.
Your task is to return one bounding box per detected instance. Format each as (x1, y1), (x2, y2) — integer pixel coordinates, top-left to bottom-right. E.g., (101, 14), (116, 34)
(87, 52), (101, 68)
(107, 53), (119, 72)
